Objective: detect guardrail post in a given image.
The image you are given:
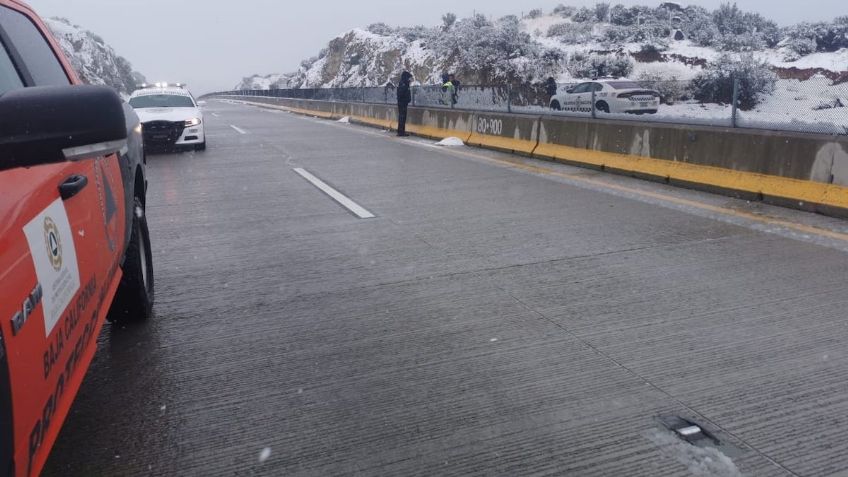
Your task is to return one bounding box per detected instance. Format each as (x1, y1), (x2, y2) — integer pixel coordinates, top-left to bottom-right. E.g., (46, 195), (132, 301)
(591, 88), (597, 119)
(507, 85), (512, 114)
(731, 76), (740, 128)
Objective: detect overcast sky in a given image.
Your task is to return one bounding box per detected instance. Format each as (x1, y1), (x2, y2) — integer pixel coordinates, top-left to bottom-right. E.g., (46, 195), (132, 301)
(26, 0), (846, 94)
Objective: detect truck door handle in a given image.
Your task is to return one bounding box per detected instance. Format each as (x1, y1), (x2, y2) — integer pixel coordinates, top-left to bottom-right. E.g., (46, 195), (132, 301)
(59, 175), (88, 200)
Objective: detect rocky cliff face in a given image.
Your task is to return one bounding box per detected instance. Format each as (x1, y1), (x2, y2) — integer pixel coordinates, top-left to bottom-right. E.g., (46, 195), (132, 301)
(236, 73), (297, 90)
(45, 17), (145, 95)
(237, 29), (441, 90)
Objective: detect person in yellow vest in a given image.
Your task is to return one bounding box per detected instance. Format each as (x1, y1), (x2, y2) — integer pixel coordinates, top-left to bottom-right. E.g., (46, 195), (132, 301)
(441, 73), (455, 106)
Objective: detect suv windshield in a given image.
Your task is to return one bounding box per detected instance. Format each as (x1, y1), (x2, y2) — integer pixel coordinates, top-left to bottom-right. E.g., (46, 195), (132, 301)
(129, 94), (195, 108)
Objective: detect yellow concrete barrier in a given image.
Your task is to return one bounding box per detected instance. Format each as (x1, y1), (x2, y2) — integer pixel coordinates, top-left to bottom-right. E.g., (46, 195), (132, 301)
(222, 95), (848, 215)
(467, 114), (539, 155)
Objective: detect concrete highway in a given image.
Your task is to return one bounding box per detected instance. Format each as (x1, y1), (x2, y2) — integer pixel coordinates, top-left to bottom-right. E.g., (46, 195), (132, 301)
(43, 100), (848, 476)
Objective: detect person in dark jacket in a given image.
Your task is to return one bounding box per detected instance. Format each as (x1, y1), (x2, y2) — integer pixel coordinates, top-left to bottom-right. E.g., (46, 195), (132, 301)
(448, 74), (461, 105)
(397, 71), (413, 137)
(545, 77), (557, 103)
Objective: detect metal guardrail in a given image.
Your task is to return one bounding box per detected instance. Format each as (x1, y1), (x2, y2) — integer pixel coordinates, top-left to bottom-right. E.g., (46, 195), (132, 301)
(207, 79), (848, 136)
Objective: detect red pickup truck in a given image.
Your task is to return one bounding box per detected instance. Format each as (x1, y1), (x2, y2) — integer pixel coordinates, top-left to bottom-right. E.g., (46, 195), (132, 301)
(0, 1), (153, 475)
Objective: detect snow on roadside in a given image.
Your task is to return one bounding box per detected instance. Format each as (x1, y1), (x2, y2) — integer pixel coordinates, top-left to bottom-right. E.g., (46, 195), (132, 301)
(436, 137), (465, 147)
(645, 428), (742, 477)
(520, 77), (848, 134)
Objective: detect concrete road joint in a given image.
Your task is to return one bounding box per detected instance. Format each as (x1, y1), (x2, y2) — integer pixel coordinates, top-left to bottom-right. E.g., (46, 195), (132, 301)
(488, 277), (801, 476)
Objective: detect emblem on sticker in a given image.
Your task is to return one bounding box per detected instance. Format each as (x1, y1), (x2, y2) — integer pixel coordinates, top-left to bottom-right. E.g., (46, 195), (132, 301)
(24, 199), (80, 337)
(43, 217), (63, 271)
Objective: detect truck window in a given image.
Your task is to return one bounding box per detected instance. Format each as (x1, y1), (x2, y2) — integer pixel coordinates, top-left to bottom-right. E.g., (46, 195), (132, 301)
(0, 6), (70, 87)
(0, 40), (22, 95)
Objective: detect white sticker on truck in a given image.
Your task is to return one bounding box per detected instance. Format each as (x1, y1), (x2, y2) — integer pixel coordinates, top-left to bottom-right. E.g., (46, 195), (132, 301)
(23, 198), (81, 337)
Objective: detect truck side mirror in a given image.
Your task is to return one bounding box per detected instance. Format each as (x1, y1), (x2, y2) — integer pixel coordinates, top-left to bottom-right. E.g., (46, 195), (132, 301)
(0, 85), (127, 171)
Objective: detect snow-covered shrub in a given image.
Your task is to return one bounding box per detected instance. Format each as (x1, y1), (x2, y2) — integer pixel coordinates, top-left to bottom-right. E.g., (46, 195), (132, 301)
(366, 23), (394, 36)
(684, 11), (720, 46)
(784, 19), (848, 54)
(712, 3), (744, 36)
(783, 36), (817, 61)
(690, 53), (776, 110)
(595, 3), (611, 22)
(610, 4), (637, 26)
(719, 32), (765, 52)
(757, 19), (782, 48)
(811, 18), (848, 52)
(397, 25), (428, 42)
(553, 5), (576, 17)
(633, 21), (672, 44)
(441, 13), (457, 31)
(569, 53), (634, 79)
(637, 71), (685, 104)
(572, 7), (594, 23)
(711, 5), (781, 51)
(548, 22), (593, 44)
(428, 13), (544, 82)
(539, 48), (565, 76)
(639, 41), (668, 55)
(546, 23), (567, 37)
(527, 9), (544, 19)
(602, 25), (633, 45)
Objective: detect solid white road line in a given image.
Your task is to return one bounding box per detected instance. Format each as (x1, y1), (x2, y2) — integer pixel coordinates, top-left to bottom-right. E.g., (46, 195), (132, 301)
(230, 125), (247, 134)
(293, 168), (375, 219)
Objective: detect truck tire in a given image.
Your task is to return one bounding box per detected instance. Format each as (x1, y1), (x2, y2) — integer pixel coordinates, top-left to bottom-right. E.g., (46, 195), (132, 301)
(109, 197), (154, 323)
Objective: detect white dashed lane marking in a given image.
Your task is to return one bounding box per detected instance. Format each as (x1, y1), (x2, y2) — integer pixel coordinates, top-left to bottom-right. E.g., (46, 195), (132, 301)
(293, 168), (375, 219)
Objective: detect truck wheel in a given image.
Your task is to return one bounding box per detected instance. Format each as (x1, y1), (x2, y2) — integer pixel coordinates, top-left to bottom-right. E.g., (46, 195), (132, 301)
(109, 197), (154, 323)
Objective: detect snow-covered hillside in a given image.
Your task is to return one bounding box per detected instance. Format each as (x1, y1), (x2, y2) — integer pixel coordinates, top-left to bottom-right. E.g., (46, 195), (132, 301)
(236, 3), (848, 90)
(236, 73), (297, 90)
(45, 17), (145, 95)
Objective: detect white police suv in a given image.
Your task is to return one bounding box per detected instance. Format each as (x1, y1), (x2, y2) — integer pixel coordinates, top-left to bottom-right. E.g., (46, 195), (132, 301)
(550, 80), (661, 115)
(129, 83), (206, 151)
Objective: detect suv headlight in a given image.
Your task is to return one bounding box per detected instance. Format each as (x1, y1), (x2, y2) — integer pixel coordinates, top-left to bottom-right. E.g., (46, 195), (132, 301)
(185, 118), (202, 127)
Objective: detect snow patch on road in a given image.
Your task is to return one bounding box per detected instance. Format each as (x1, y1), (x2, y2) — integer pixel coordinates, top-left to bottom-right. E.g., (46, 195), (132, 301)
(645, 428), (741, 477)
(338, 116), (351, 123)
(258, 447), (272, 463)
(436, 137), (465, 147)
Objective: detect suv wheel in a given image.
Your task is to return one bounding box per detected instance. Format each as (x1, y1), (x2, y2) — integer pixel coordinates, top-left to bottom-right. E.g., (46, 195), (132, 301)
(109, 197), (154, 323)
